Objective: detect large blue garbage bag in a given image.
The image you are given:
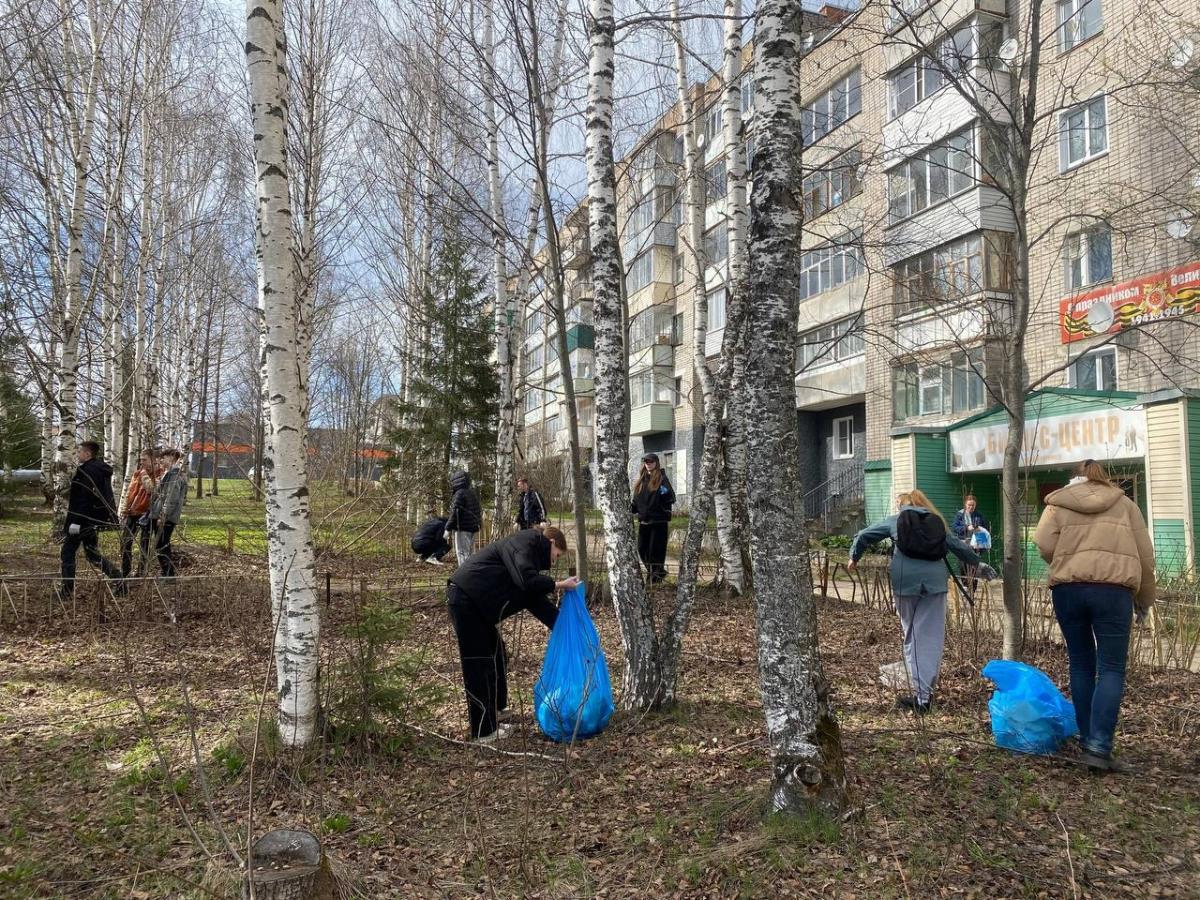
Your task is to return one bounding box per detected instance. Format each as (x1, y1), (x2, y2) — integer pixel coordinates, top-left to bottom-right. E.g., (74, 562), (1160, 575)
(981, 660), (1078, 754)
(534, 583), (615, 742)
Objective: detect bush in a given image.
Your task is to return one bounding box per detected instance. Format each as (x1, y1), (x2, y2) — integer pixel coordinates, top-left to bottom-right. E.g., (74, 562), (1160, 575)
(322, 597), (445, 753)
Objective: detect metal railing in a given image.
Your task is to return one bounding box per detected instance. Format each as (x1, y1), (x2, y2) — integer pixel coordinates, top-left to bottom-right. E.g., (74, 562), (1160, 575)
(802, 464), (864, 533)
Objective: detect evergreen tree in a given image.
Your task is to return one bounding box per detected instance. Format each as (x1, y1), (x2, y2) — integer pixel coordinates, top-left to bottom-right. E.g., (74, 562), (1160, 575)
(388, 232), (499, 512)
(0, 357), (39, 472)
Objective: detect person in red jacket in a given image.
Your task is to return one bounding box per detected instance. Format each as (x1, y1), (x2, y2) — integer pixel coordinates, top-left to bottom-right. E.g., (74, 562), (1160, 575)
(120, 449), (159, 577)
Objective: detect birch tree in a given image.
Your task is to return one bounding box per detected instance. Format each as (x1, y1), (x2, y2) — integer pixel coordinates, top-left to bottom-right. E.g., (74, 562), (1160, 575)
(742, 0), (847, 814)
(246, 0), (321, 748)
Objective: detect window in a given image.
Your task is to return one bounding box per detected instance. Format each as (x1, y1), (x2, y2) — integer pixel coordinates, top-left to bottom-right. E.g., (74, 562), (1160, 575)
(546, 339), (559, 365)
(630, 192), (655, 234)
(674, 253), (685, 284)
(524, 389), (542, 412)
(740, 76), (755, 113)
(704, 223), (728, 266)
(802, 69), (861, 145)
(546, 414), (562, 433)
(674, 377), (684, 406)
(892, 349), (986, 420)
(1069, 347), (1118, 390)
(887, 28), (972, 119)
(629, 305), (675, 351)
(799, 232), (863, 300)
(1059, 96), (1107, 170)
(625, 251), (654, 295)
(1063, 224), (1112, 291)
(671, 312), (684, 346)
(797, 315), (865, 371)
(574, 356), (593, 379)
(802, 147), (862, 220)
(1058, 0), (1102, 51)
(526, 306), (545, 334)
(888, 128), (974, 223)
(892, 233), (1009, 314)
(630, 368), (675, 406)
(887, 0), (927, 30)
(833, 417), (855, 459)
(524, 343), (544, 373)
(708, 286), (727, 331)
(705, 160), (727, 204)
(703, 105), (723, 146)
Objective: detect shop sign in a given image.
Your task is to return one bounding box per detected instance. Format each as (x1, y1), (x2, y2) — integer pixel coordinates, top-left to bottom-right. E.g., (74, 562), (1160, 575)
(1059, 260), (1200, 344)
(949, 407), (1146, 472)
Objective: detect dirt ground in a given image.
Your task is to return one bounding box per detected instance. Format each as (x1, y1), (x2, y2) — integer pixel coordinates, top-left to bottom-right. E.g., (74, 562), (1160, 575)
(1, 539), (1198, 898)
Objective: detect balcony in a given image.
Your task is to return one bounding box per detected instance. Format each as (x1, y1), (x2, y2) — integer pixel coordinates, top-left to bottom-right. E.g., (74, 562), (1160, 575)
(630, 402), (674, 436)
(569, 280), (593, 303)
(566, 323), (594, 352)
(564, 235), (591, 270)
(623, 221), (678, 263)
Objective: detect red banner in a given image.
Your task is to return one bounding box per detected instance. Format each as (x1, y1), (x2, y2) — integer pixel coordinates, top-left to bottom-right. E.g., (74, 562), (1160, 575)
(1058, 260), (1200, 344)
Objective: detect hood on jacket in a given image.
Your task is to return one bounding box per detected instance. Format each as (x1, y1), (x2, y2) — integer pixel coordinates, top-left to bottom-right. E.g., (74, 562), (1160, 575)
(450, 470), (472, 491)
(81, 458), (113, 478)
(1044, 481), (1125, 515)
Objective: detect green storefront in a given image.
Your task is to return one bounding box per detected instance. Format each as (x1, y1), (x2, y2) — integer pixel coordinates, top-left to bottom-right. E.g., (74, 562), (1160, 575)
(864, 388), (1200, 577)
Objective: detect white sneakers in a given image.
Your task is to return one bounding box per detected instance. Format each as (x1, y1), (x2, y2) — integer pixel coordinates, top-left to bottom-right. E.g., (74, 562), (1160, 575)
(472, 722), (516, 744)
(423, 556), (444, 566)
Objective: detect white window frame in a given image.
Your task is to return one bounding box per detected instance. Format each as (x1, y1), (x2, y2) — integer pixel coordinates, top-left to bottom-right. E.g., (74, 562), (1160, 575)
(802, 69), (862, 145)
(1062, 223), (1112, 291)
(1059, 95), (1108, 171)
(707, 286), (727, 331)
(832, 416), (855, 460)
(799, 232), (863, 300)
(888, 128), (975, 224)
(1058, 0), (1102, 52)
(1068, 347), (1118, 391)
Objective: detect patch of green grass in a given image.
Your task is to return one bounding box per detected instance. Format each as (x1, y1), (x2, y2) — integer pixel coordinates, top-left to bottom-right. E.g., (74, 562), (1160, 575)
(764, 808), (841, 847)
(321, 812), (352, 834)
(212, 744), (247, 779)
(116, 738), (164, 788)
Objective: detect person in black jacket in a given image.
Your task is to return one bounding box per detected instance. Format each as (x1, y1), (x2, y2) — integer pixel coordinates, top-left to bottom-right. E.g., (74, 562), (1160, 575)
(447, 526), (579, 742)
(59, 441), (123, 599)
(411, 513), (450, 565)
(631, 453), (675, 583)
(514, 477), (546, 530)
(445, 470), (482, 564)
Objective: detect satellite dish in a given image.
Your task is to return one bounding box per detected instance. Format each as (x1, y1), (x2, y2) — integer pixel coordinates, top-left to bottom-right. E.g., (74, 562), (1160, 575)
(1169, 36), (1195, 70)
(855, 164), (869, 182)
(998, 38), (1020, 65)
(802, 33), (815, 51)
(696, 132), (706, 149)
(1166, 217), (1194, 239)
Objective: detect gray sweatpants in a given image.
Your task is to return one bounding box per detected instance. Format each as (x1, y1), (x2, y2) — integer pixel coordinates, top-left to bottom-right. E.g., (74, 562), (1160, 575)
(454, 531), (477, 565)
(895, 592), (947, 704)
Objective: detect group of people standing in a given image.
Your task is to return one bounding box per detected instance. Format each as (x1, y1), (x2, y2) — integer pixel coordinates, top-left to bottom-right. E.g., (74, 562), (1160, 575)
(850, 459), (1154, 772)
(59, 442), (189, 600)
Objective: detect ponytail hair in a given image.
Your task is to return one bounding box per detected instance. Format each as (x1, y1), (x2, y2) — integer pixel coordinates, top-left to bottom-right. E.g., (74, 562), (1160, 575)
(1073, 458), (1111, 486)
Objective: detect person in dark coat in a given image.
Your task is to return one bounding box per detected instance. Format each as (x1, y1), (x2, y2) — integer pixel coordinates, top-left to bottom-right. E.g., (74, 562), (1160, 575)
(630, 453), (675, 583)
(412, 514), (450, 564)
(950, 494), (991, 546)
(59, 441), (123, 599)
(447, 526), (579, 742)
(515, 477), (546, 530)
(446, 470), (482, 564)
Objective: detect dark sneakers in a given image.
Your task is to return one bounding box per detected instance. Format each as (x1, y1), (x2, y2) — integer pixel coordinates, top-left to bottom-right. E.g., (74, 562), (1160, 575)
(1080, 750), (1130, 774)
(895, 696), (933, 715)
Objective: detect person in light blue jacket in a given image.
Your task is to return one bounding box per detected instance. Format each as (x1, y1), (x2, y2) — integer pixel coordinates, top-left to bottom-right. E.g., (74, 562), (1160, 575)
(848, 488), (995, 713)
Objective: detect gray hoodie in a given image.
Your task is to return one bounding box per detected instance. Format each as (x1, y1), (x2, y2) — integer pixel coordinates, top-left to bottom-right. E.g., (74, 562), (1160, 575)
(151, 466), (189, 525)
(850, 505), (982, 597)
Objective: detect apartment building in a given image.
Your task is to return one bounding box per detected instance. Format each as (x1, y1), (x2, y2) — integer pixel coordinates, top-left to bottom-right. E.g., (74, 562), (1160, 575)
(520, 0), (1200, 570)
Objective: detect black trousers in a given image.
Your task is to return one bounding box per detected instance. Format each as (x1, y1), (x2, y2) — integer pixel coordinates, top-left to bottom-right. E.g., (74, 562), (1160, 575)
(637, 521), (669, 582)
(120, 515), (152, 577)
(447, 586), (508, 738)
(61, 527), (121, 594)
(156, 522), (177, 576)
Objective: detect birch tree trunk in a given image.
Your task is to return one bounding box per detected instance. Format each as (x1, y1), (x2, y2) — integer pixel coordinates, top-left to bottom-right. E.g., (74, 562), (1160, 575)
(247, 0), (321, 748)
(743, 0), (846, 815)
(482, 0), (515, 535)
(585, 0), (661, 707)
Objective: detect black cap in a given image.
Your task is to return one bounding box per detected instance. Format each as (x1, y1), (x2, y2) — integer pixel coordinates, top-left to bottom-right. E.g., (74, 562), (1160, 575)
(643, 453), (659, 463)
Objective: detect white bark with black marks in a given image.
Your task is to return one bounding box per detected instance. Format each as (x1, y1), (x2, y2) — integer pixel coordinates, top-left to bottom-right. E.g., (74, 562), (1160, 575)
(247, 0), (321, 748)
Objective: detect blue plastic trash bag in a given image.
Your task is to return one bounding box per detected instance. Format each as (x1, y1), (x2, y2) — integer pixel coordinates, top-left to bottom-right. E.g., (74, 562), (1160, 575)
(981, 660), (1078, 754)
(534, 583), (615, 742)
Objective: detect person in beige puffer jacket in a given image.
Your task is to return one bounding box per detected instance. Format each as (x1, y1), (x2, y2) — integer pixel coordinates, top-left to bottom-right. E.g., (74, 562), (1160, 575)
(1034, 459), (1155, 772)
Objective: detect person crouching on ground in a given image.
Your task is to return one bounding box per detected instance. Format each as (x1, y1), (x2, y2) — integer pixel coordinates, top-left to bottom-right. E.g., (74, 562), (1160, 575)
(120, 449), (159, 577)
(848, 489), (994, 714)
(1034, 459), (1155, 773)
(412, 510), (451, 565)
(630, 453), (674, 583)
(150, 448), (188, 579)
(445, 469), (482, 564)
(446, 525), (579, 743)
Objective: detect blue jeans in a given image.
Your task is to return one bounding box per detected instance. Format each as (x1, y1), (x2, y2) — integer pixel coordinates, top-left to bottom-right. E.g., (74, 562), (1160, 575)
(1051, 583), (1134, 757)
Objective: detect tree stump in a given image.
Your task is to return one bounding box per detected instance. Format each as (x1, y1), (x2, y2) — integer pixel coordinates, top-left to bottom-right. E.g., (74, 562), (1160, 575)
(243, 829), (330, 900)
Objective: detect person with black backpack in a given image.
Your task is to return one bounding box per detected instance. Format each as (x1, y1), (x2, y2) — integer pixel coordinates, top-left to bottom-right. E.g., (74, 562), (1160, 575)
(848, 489), (996, 714)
